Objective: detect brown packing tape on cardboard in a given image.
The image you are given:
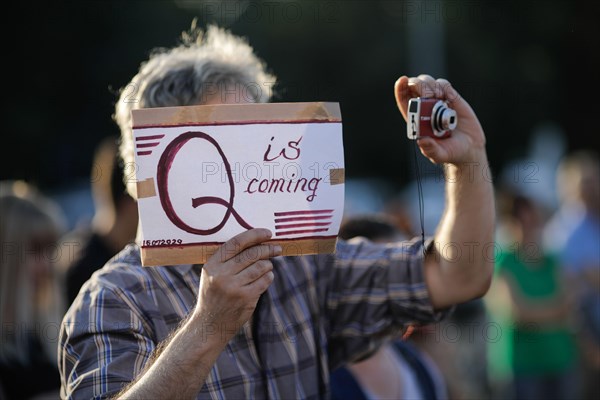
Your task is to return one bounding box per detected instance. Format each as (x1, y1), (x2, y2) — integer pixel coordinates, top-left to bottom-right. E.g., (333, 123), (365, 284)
(329, 168), (345, 185)
(132, 102), (341, 127)
(136, 178), (157, 199)
(140, 237), (338, 266)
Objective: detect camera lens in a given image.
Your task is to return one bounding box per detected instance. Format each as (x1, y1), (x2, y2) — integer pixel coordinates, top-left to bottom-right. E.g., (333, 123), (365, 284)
(441, 109), (457, 130)
(431, 101), (458, 136)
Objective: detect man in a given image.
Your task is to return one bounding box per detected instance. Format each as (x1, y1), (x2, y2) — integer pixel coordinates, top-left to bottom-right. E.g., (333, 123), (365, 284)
(59, 25), (495, 399)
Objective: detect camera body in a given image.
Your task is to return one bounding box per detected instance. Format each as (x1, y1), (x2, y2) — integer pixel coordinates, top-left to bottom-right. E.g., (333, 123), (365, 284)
(407, 97), (457, 140)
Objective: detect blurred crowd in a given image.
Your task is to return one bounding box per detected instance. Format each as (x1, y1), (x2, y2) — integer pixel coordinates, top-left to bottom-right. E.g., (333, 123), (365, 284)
(0, 137), (138, 399)
(1, 126), (598, 400)
(340, 143), (599, 400)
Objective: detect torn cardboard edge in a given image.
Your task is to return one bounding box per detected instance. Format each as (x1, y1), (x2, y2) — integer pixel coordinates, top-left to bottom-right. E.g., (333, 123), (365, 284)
(140, 237), (338, 266)
(132, 102), (341, 128)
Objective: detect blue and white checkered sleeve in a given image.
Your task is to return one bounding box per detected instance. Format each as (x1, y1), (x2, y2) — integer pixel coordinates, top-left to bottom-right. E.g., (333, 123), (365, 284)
(59, 281), (156, 400)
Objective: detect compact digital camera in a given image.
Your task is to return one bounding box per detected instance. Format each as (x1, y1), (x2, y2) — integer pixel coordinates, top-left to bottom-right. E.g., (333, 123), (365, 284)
(406, 97), (457, 140)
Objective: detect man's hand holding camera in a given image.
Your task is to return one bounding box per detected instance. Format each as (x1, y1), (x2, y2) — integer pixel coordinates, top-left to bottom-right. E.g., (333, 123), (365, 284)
(395, 74), (487, 166)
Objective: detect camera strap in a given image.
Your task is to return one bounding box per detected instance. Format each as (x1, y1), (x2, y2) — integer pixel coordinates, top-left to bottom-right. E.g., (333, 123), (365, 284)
(412, 140), (426, 253)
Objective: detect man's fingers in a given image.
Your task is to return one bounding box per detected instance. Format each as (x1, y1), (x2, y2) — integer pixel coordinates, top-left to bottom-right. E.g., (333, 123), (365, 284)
(396, 75), (445, 121)
(211, 228), (273, 264)
(243, 270), (275, 295)
(417, 74), (441, 97)
(237, 259), (273, 285)
(435, 78), (471, 117)
(227, 244), (282, 274)
(396, 75), (475, 125)
(408, 76), (434, 98)
(435, 78), (457, 102)
(394, 76), (410, 121)
(417, 137), (445, 163)
(411, 75), (444, 99)
(417, 74), (435, 82)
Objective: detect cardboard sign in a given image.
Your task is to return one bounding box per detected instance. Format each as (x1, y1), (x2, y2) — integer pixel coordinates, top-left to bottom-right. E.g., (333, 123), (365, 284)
(132, 102), (345, 266)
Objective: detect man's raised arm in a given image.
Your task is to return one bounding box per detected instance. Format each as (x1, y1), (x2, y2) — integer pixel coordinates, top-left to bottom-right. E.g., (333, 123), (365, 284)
(395, 74), (495, 309)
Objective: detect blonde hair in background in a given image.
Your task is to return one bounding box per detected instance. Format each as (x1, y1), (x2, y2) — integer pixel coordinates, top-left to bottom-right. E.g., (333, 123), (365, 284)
(0, 180), (66, 365)
(114, 22), (277, 198)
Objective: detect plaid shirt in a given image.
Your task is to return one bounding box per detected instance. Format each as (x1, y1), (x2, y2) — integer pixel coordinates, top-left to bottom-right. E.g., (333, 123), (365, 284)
(59, 237), (448, 399)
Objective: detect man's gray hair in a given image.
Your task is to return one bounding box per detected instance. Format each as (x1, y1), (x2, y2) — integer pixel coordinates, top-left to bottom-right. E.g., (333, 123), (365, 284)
(114, 24), (276, 197)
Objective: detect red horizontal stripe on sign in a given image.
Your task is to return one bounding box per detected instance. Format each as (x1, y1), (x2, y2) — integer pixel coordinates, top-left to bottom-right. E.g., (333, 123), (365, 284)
(275, 215), (332, 223)
(137, 151), (152, 156)
(274, 209), (334, 217)
(136, 142), (160, 148)
(136, 134), (165, 141)
(275, 228), (330, 237)
(275, 222), (331, 230)
(133, 120), (341, 130)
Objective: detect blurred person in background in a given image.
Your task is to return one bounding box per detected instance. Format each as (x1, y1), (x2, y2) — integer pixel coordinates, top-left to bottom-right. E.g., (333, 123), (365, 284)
(548, 150), (600, 399)
(0, 180), (67, 399)
(494, 190), (578, 400)
(330, 213), (448, 400)
(388, 180), (491, 400)
(61, 136), (138, 304)
(543, 151), (597, 254)
(413, 296), (491, 400)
